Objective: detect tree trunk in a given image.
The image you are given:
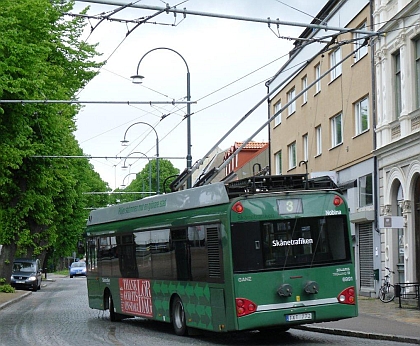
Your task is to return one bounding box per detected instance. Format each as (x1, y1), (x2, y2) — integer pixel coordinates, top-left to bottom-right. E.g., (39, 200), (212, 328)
(0, 243), (18, 284)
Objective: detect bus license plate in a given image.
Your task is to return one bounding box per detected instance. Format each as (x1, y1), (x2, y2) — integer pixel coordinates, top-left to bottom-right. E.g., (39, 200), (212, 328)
(286, 313), (312, 322)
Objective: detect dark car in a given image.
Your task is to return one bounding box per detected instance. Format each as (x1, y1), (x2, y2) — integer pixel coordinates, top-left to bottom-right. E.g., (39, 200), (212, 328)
(69, 261), (86, 278)
(11, 258), (42, 291)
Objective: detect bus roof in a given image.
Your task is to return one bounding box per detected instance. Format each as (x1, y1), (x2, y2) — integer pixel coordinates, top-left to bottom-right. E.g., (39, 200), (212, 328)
(87, 174), (339, 227)
(87, 182), (230, 226)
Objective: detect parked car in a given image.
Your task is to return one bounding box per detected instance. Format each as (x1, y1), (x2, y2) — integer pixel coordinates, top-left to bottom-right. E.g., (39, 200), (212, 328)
(10, 258), (42, 291)
(69, 261), (86, 278)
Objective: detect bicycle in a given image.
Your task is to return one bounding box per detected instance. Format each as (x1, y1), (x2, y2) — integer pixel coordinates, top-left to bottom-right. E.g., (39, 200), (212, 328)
(379, 267), (395, 303)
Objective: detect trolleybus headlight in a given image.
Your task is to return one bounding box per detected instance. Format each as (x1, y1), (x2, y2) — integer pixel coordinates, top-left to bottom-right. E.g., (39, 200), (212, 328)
(236, 298), (257, 317)
(232, 201), (244, 213)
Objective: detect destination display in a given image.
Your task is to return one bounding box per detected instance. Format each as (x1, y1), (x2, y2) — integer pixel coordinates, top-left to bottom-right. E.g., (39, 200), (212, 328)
(277, 198), (303, 214)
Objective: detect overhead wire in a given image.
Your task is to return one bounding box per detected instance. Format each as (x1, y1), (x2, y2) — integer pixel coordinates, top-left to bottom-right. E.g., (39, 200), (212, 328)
(68, 1), (381, 178)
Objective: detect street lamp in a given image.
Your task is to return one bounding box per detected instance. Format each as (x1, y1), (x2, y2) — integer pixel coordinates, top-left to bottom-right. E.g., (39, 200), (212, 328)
(122, 151), (152, 193)
(131, 47), (192, 189)
(121, 122), (160, 194)
(121, 173), (137, 188)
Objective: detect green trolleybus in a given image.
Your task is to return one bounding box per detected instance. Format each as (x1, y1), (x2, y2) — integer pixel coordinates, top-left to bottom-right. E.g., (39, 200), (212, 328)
(85, 174), (357, 335)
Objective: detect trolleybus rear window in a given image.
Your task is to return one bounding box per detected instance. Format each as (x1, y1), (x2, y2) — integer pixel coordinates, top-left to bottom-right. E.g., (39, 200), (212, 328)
(231, 216), (350, 272)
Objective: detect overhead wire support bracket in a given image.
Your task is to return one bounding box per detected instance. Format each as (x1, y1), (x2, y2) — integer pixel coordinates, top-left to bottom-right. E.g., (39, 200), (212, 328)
(74, 0), (380, 36)
(0, 100), (196, 105)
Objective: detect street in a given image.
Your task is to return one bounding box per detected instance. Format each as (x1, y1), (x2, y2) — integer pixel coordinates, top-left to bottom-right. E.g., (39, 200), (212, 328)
(0, 276), (414, 346)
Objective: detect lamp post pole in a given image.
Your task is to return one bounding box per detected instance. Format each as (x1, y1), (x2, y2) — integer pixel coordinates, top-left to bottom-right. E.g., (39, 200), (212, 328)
(121, 122), (160, 194)
(122, 151), (152, 193)
(131, 47), (192, 188)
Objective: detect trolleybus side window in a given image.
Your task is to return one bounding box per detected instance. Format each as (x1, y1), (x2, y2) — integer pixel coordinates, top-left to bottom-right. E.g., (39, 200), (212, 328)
(118, 234), (139, 278)
(150, 229), (175, 280)
(172, 228), (192, 281)
(98, 236), (113, 277)
(133, 231), (153, 278)
(89, 224), (224, 282)
(189, 225), (207, 281)
(87, 238), (98, 275)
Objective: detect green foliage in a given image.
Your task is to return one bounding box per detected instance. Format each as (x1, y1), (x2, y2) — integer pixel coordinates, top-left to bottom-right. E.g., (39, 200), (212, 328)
(0, 0), (108, 271)
(0, 278), (15, 293)
(114, 159), (180, 204)
(0, 283), (15, 293)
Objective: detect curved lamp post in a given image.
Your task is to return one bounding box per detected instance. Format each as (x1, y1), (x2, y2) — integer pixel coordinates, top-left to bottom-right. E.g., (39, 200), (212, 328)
(121, 173), (137, 188)
(122, 151), (152, 193)
(121, 122), (160, 194)
(131, 47), (192, 189)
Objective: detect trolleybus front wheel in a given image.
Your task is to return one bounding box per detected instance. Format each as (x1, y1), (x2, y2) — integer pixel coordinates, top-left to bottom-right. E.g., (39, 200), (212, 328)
(171, 296), (188, 336)
(108, 293), (124, 322)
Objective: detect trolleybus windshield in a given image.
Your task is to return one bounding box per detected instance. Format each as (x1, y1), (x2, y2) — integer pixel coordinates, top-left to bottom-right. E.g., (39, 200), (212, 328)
(231, 215), (350, 273)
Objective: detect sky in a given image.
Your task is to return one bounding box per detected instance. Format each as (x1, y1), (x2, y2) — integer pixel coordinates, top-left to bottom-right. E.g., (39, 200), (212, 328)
(72, 0), (325, 190)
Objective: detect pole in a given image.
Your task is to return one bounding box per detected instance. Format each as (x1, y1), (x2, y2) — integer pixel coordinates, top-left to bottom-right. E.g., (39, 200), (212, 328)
(132, 47), (191, 189)
(186, 70), (192, 188)
(121, 122), (160, 194)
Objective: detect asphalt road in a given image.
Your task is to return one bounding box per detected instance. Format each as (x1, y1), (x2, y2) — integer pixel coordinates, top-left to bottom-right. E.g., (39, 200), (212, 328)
(0, 276), (414, 346)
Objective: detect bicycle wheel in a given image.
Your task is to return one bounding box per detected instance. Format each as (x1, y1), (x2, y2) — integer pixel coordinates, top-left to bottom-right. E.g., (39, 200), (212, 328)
(379, 284), (395, 303)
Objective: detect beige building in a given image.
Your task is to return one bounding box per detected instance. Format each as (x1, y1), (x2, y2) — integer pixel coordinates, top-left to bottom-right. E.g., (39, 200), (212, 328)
(267, 0), (377, 296)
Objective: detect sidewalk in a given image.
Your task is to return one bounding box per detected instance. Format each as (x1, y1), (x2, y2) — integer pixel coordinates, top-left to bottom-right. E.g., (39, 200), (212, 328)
(298, 296), (420, 344)
(1, 279), (420, 343)
(0, 273), (59, 310)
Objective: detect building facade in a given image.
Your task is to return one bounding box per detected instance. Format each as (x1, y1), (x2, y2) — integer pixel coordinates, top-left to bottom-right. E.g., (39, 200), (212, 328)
(223, 142), (269, 180)
(267, 0), (377, 296)
(374, 0), (420, 286)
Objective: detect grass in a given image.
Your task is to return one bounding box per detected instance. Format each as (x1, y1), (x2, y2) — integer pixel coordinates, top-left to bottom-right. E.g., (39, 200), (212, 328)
(53, 269), (69, 276)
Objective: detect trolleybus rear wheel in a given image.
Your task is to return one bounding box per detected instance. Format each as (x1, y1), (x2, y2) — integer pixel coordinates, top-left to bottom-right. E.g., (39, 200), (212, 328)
(171, 296), (188, 336)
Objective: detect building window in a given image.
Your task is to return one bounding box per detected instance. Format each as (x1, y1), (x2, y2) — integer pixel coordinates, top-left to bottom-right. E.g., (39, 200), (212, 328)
(415, 39), (420, 108)
(288, 142), (296, 170)
(274, 101), (281, 126)
(330, 47), (342, 81)
(359, 173), (373, 207)
(316, 126), (322, 156)
(287, 88), (296, 115)
(331, 113), (343, 147)
(315, 64), (321, 93)
(395, 51), (402, 118)
(354, 22), (368, 62)
(275, 150), (282, 174)
(302, 133), (308, 161)
(355, 97), (369, 135)
(302, 75), (308, 104)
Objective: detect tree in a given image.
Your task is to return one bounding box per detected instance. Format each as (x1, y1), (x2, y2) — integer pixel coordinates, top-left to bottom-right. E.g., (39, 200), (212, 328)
(0, 0), (104, 280)
(118, 160), (180, 203)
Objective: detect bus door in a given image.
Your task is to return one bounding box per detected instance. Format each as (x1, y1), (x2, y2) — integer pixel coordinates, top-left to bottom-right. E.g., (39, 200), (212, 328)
(86, 237), (102, 309)
(231, 221), (264, 271)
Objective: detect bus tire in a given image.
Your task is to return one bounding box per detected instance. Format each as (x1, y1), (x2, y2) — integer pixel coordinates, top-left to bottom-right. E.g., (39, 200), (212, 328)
(108, 294), (122, 322)
(171, 296), (188, 336)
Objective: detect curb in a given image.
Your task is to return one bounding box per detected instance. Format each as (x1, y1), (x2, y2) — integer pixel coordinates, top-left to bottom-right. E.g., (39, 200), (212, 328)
(295, 325), (420, 345)
(0, 291), (32, 311)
